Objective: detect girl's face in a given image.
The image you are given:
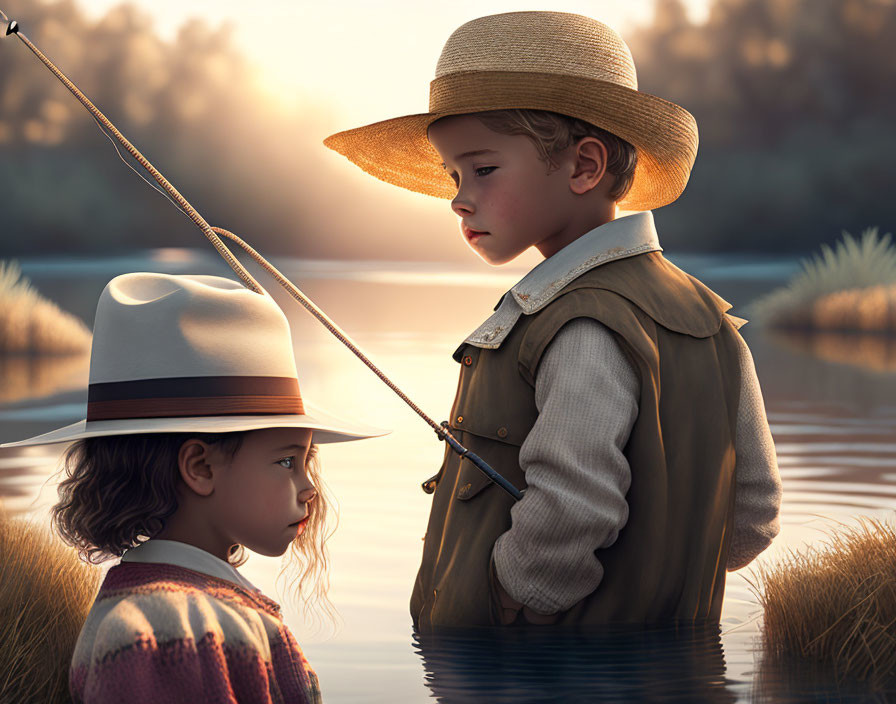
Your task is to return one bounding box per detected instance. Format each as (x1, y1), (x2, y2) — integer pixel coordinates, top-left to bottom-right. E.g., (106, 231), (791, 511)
(209, 427), (316, 558)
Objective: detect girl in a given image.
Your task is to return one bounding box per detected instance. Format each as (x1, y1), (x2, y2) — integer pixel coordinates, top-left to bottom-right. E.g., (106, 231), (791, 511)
(1, 271), (386, 703)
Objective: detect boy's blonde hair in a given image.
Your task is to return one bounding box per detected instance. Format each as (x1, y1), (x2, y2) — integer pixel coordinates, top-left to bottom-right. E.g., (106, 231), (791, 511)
(473, 109), (638, 201)
(50, 432), (334, 621)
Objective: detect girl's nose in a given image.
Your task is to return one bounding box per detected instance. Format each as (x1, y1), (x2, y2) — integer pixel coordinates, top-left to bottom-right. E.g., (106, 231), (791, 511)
(297, 486), (317, 504)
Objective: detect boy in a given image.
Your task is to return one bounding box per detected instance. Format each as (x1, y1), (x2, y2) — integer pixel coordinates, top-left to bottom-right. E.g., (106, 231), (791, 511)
(324, 11), (782, 628)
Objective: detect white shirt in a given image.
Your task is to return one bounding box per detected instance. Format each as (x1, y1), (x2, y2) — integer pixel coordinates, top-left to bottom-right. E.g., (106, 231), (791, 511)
(120, 538), (261, 594)
(460, 212), (782, 615)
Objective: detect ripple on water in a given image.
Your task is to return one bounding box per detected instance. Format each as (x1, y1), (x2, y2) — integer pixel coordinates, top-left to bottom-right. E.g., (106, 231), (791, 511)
(3, 265), (896, 703)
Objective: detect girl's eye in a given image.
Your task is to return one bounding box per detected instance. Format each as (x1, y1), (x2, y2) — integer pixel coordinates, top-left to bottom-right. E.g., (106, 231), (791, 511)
(475, 166), (496, 177)
(277, 457), (295, 470)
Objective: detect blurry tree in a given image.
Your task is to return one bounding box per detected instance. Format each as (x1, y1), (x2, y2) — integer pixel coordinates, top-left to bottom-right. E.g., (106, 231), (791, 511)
(630, 0), (896, 252)
(0, 0), (449, 260)
(0, 0), (893, 256)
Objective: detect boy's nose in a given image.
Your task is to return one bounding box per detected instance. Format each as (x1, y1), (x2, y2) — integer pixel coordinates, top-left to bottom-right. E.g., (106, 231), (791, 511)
(451, 192), (474, 216)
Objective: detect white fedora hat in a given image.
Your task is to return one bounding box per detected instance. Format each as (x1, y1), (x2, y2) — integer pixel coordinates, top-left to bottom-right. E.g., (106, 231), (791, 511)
(1, 273), (389, 447)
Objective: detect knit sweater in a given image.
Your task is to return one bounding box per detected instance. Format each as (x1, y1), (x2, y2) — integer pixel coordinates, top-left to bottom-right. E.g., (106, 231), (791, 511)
(69, 561), (321, 704)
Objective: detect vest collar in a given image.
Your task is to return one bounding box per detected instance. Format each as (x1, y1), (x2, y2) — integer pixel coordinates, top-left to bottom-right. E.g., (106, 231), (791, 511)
(511, 211), (661, 314)
(458, 212), (661, 355)
(120, 538), (261, 593)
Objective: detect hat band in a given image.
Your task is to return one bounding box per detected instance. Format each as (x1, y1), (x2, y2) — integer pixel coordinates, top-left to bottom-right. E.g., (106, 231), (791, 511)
(428, 70), (634, 130)
(86, 376), (304, 421)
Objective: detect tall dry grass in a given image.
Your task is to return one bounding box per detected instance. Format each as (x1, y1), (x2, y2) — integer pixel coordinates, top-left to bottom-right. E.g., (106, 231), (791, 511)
(0, 260), (91, 354)
(751, 517), (896, 687)
(0, 506), (101, 703)
(751, 227), (896, 333)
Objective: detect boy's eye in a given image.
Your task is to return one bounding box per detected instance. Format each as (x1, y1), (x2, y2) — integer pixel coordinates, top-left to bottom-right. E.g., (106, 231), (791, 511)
(446, 166), (496, 187)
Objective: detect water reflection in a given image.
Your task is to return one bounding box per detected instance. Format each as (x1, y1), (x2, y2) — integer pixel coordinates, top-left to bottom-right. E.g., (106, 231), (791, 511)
(752, 652), (896, 703)
(770, 329), (896, 374)
(745, 327), (896, 412)
(5, 253), (896, 703)
(415, 625), (736, 703)
(0, 447), (65, 516)
(0, 353), (88, 404)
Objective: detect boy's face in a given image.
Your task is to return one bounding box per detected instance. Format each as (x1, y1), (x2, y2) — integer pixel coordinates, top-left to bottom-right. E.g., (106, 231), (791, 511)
(427, 114), (579, 265)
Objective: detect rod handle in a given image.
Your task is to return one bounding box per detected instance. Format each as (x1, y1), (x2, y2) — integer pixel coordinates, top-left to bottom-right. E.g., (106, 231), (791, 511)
(430, 421), (525, 502)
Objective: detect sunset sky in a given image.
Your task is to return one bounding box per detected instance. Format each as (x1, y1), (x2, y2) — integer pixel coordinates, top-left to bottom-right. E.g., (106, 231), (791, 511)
(77, 1), (713, 125)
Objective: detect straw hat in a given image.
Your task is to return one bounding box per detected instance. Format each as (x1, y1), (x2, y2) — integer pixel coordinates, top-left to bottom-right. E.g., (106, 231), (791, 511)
(324, 11), (699, 212)
(0, 273), (388, 447)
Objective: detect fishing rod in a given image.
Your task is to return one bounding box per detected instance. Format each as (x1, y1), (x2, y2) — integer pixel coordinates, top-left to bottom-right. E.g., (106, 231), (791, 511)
(0, 12), (524, 502)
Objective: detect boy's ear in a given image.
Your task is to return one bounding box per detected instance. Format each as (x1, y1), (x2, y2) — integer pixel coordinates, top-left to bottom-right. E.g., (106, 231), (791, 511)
(569, 137), (609, 196)
(177, 439), (218, 497)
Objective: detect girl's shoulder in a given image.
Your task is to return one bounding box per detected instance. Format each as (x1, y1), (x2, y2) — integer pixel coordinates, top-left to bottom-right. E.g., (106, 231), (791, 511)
(100, 560), (282, 615)
(74, 561), (283, 659)
(70, 561), (321, 703)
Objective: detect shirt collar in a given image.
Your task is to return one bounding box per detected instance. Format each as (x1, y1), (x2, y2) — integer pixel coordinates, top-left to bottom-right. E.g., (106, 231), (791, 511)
(120, 538), (261, 593)
(460, 211), (662, 351)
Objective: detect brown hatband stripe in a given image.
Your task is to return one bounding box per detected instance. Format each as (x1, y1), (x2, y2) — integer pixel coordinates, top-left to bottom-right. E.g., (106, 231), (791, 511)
(87, 376), (304, 421)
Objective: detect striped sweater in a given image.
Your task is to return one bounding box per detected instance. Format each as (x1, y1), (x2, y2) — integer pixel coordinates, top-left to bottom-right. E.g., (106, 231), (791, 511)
(70, 561), (321, 703)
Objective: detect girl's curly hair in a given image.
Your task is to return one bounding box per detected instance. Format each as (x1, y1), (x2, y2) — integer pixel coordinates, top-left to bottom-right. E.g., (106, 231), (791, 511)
(50, 431), (335, 621)
(470, 109), (639, 201)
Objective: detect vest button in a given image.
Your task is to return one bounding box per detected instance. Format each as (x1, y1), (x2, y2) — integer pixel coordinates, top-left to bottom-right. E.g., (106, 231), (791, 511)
(462, 355), (473, 366)
(497, 427), (508, 438)
(456, 415), (463, 424)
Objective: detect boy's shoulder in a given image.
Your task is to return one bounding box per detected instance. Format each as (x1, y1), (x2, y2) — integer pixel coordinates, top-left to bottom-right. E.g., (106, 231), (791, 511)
(535, 251), (737, 338)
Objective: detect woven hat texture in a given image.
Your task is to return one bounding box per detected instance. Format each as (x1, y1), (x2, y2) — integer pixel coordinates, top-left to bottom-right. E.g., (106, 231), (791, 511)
(324, 11), (699, 211)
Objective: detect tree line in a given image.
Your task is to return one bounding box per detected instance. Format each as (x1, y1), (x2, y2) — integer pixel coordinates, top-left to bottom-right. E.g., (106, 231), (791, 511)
(0, 0), (893, 256)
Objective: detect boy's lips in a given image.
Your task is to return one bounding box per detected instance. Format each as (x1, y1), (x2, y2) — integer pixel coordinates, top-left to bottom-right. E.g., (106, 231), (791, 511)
(463, 225), (490, 241)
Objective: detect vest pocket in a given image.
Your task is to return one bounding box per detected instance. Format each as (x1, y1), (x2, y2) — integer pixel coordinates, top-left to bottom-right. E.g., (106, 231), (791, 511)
(454, 455), (499, 500)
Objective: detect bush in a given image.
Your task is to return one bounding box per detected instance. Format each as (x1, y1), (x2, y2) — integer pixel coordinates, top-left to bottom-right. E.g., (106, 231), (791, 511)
(752, 517), (896, 686)
(0, 507), (101, 703)
(0, 260), (91, 354)
(749, 227), (896, 332)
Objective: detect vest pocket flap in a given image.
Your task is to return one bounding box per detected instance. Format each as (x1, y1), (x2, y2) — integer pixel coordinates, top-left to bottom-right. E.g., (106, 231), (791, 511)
(450, 415), (526, 447)
(455, 458), (496, 500)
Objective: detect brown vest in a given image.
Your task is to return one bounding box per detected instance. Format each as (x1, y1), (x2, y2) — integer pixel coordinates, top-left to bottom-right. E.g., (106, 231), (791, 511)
(410, 251), (743, 629)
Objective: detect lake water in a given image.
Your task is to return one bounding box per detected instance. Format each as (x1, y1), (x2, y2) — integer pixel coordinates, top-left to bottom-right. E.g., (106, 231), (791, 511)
(2, 249), (895, 702)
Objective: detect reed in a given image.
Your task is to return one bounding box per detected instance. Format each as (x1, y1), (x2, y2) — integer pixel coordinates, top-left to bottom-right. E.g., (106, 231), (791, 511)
(752, 517), (896, 686)
(0, 260), (91, 354)
(750, 227), (896, 333)
(0, 506), (101, 704)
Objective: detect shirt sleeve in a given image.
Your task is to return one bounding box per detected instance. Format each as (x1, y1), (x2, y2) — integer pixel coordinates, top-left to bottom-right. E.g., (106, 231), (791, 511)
(727, 328), (783, 570)
(492, 317), (639, 615)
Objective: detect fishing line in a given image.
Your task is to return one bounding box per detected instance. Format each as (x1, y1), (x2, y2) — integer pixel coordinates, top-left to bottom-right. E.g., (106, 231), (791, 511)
(91, 115), (193, 221)
(0, 12), (524, 502)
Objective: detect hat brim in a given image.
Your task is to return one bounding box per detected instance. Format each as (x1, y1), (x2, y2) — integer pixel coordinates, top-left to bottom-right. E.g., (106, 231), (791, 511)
(0, 401), (389, 448)
(324, 72), (698, 212)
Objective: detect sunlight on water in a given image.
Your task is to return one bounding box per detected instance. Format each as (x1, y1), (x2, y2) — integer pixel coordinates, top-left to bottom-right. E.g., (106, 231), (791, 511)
(2, 253), (895, 702)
